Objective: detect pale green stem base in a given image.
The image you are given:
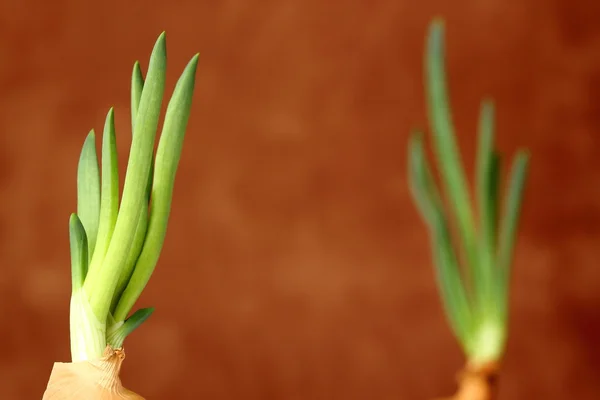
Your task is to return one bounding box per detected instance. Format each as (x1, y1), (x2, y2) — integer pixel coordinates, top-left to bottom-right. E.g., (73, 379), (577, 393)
(106, 321), (125, 348)
(69, 289), (106, 362)
(467, 319), (506, 365)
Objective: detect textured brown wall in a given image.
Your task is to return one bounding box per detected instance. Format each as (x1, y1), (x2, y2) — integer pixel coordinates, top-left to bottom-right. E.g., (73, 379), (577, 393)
(1, 0), (599, 399)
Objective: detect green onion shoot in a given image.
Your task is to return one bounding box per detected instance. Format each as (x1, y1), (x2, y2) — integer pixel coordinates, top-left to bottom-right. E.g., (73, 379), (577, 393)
(407, 18), (529, 399)
(69, 32), (198, 362)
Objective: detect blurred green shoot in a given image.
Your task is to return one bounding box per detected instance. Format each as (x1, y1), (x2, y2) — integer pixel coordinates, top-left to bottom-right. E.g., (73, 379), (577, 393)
(407, 18), (529, 365)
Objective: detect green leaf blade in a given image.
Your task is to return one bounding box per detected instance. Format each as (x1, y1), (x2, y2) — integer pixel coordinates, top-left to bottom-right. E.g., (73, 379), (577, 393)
(69, 213), (89, 292)
(131, 61), (145, 133)
(496, 150), (529, 322)
(85, 32), (168, 322)
(107, 61), (154, 313)
(475, 99), (499, 313)
(425, 19), (479, 281)
(408, 132), (473, 350)
(87, 108), (120, 279)
(110, 199), (150, 314)
(476, 100), (496, 243)
(113, 53), (199, 322)
(77, 130), (101, 259)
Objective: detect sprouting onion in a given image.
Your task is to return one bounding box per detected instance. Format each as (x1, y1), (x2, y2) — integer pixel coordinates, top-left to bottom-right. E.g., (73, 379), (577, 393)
(68, 32), (199, 363)
(407, 17), (529, 373)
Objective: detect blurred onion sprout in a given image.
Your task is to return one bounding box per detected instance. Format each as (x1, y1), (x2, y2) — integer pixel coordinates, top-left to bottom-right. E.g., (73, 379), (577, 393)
(69, 33), (199, 362)
(407, 19), (529, 366)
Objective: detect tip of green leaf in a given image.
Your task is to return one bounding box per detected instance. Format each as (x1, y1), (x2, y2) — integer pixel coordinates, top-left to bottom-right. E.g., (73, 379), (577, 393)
(409, 130), (425, 145)
(186, 53), (200, 73)
(408, 131), (427, 167)
(516, 149), (531, 161)
(155, 32), (166, 47)
(173, 53), (200, 89)
(80, 130), (96, 158)
(431, 16), (444, 25)
(481, 98), (494, 110)
(151, 32), (167, 57)
(69, 213), (79, 224)
(428, 18), (445, 54)
(132, 61), (142, 73)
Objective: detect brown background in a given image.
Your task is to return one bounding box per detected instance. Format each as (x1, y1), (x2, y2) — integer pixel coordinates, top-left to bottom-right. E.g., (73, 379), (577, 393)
(1, 0), (599, 399)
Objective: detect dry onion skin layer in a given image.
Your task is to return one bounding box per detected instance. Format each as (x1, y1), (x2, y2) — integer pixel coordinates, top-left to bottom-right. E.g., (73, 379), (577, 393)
(43, 32), (199, 399)
(43, 347), (143, 400)
(407, 18), (529, 400)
